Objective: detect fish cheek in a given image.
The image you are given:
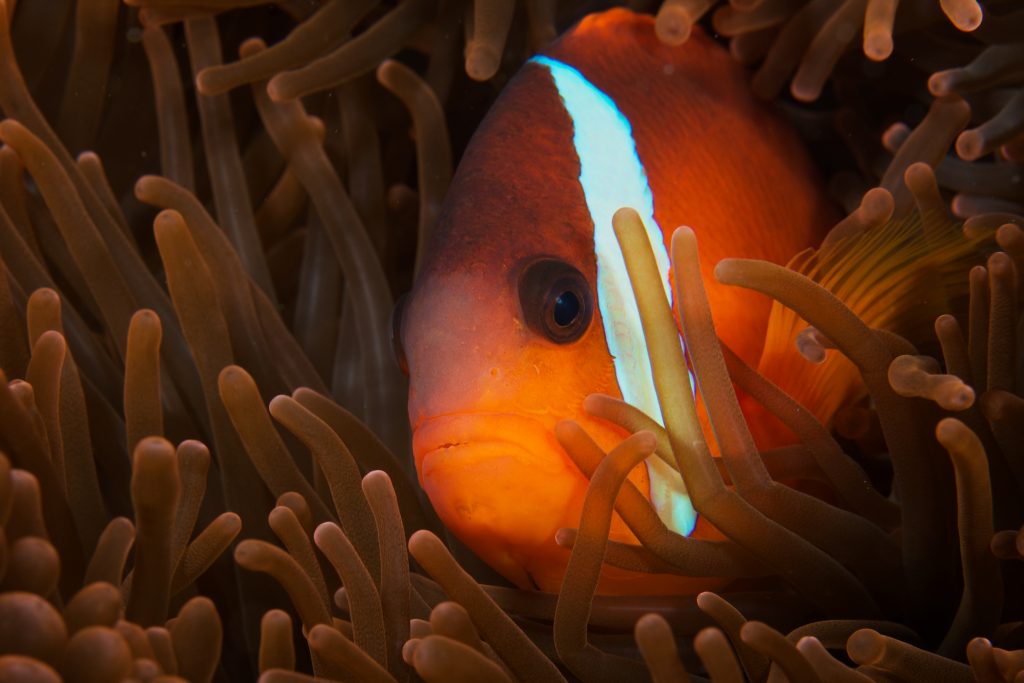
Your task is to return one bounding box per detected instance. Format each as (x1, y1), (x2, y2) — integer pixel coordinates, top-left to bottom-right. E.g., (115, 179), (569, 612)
(402, 271), (511, 419)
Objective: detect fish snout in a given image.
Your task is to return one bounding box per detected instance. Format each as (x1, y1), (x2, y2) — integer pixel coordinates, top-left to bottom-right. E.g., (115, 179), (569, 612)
(412, 412), (584, 584)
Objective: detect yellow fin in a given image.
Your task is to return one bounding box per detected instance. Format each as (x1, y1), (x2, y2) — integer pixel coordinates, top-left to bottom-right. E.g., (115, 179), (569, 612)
(755, 211), (987, 434)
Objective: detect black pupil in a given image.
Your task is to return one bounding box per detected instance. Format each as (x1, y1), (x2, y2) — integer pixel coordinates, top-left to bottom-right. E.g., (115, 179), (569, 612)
(552, 291), (580, 327)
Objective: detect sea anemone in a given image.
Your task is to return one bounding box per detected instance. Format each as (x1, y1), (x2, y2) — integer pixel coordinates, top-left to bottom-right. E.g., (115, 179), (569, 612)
(0, 0), (1021, 681)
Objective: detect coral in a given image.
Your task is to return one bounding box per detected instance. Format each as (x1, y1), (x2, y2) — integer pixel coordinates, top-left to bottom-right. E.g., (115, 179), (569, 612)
(0, 0), (1021, 682)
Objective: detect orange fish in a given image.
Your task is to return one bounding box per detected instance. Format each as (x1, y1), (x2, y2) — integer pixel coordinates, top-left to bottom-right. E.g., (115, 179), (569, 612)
(397, 8), (838, 593)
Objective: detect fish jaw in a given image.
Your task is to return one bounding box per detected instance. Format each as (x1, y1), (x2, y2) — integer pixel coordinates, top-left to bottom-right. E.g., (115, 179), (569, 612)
(413, 412), (584, 588)
(412, 411), (645, 590)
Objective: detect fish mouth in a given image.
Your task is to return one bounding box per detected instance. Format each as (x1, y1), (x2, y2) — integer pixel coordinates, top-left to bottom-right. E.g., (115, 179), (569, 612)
(412, 412), (567, 474)
(411, 411), (583, 569)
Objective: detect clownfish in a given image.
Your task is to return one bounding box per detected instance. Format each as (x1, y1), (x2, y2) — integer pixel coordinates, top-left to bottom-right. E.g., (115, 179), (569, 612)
(397, 8), (842, 594)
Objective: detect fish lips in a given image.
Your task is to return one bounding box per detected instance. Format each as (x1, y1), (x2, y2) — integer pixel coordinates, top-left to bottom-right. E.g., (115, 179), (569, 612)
(412, 412), (581, 550)
(412, 412), (571, 476)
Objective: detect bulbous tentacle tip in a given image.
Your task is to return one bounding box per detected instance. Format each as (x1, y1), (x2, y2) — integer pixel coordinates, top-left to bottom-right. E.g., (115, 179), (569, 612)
(864, 33), (893, 62)
(0, 118), (26, 143)
(712, 259), (739, 284)
(217, 364), (252, 392)
(655, 7), (693, 46)
(266, 394), (291, 414)
(408, 529), (438, 552)
(265, 74), (292, 103)
(612, 207), (641, 221)
(239, 37), (266, 60)
(956, 129), (984, 161)
(928, 71), (955, 97)
(846, 628), (884, 665)
(361, 469), (392, 489)
(945, 3), (983, 32)
(670, 225), (696, 241)
(376, 58), (399, 84)
(465, 44), (501, 82)
(631, 429), (658, 454)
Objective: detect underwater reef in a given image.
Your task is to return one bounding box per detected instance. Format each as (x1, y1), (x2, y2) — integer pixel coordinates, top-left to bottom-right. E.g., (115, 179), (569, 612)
(0, 0), (1022, 681)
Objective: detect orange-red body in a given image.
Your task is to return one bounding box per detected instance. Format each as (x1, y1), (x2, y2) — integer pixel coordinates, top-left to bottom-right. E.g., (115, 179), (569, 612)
(401, 9), (836, 593)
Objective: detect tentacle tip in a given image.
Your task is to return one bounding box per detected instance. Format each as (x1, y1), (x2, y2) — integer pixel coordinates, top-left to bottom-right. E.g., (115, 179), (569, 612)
(934, 313), (956, 330)
(635, 612), (666, 629)
(194, 69), (220, 97)
(694, 591), (717, 610)
(790, 80), (822, 104)
(305, 624), (335, 650)
(713, 259), (738, 283)
(949, 387), (976, 411)
(863, 33), (893, 61)
(232, 539), (258, 563)
(133, 174), (159, 199)
(988, 249), (1013, 273)
(402, 638), (420, 665)
(134, 434), (174, 455)
(465, 44), (501, 82)
(737, 620), (759, 645)
(581, 394), (602, 413)
(266, 75), (294, 103)
(934, 416), (964, 442)
(376, 58), (397, 83)
(947, 4), (983, 31)
(955, 130), (983, 161)
(612, 206), (642, 228)
(670, 225), (697, 247)
(223, 512), (242, 531)
(0, 118), (24, 141)
(238, 37), (266, 59)
(846, 628), (883, 665)
(903, 161), (935, 185)
(361, 469), (391, 487)
(863, 185), (895, 205)
(796, 635), (821, 651)
(655, 7), (693, 46)
(267, 505), (290, 524)
(35, 328), (64, 346)
(267, 394), (291, 414)
(216, 364), (250, 389)
(311, 521), (335, 547)
(634, 429), (658, 453)
(997, 222), (1023, 243)
(152, 208), (187, 241)
(553, 419), (582, 440)
(29, 287), (60, 304)
(927, 71), (954, 97)
(967, 636), (992, 655)
(408, 529), (438, 553)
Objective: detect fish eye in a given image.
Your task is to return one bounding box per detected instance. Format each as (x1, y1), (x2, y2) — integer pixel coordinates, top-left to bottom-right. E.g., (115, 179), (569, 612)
(553, 290), (581, 327)
(390, 293), (409, 375)
(518, 258), (593, 344)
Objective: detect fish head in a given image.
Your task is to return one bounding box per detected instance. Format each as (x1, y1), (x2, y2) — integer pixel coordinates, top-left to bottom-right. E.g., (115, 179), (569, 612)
(403, 257), (643, 590)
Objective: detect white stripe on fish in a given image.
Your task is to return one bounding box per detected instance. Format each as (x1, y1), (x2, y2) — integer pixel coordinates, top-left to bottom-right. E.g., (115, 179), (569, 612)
(532, 55), (697, 536)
